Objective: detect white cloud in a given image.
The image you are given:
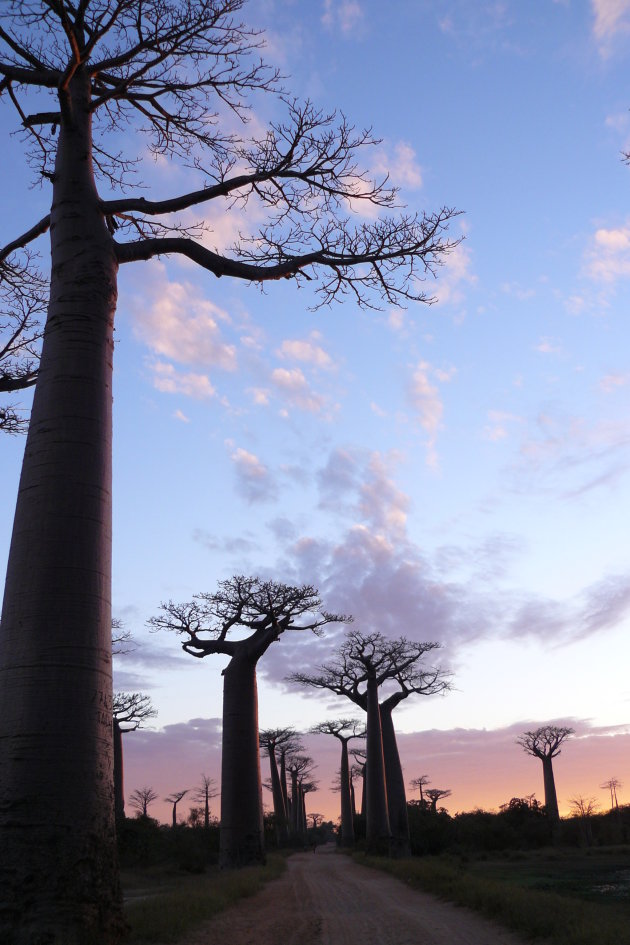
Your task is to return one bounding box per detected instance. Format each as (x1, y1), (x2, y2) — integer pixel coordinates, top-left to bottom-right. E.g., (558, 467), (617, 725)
(434, 241), (477, 309)
(173, 409), (190, 423)
(132, 265), (237, 370)
(374, 141), (423, 191)
(322, 0), (364, 35)
(407, 361), (456, 466)
(534, 337), (562, 355)
(247, 387), (271, 406)
(276, 332), (333, 369)
(585, 224), (630, 287)
(591, 0), (630, 55)
(150, 361), (215, 399)
(230, 447), (278, 504)
(600, 372), (630, 392)
(270, 367), (327, 414)
(483, 410), (523, 442)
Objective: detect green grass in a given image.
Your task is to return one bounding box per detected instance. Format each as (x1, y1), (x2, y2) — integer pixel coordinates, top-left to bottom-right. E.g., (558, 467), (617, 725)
(123, 854), (287, 943)
(352, 850), (630, 945)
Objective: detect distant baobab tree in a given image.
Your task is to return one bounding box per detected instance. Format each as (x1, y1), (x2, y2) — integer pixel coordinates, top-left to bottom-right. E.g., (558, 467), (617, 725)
(311, 719), (365, 847)
(150, 576), (347, 866)
(192, 774), (219, 831)
(112, 692), (156, 821)
(601, 777), (622, 811)
(165, 789), (189, 828)
(286, 754), (316, 840)
(291, 630), (450, 855)
(409, 775), (431, 805)
(517, 725), (574, 826)
(129, 786), (158, 819)
(425, 788), (451, 812)
(259, 728), (301, 845)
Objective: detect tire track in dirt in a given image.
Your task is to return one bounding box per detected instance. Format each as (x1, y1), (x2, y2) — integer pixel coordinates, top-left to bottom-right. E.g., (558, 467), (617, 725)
(174, 844), (532, 945)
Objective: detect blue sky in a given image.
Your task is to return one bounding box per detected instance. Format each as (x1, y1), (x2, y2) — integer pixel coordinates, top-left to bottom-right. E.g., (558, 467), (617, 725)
(2, 0), (630, 822)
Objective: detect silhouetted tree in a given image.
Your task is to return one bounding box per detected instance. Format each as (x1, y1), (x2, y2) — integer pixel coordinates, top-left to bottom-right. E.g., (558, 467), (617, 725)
(286, 754), (315, 841)
(351, 749), (367, 818)
(150, 576), (345, 866)
(259, 728), (299, 845)
(311, 718), (365, 847)
(112, 692), (156, 821)
(601, 777), (622, 811)
(517, 725), (574, 826)
(0, 258), (44, 433)
(192, 774), (218, 831)
(425, 788), (452, 812)
(569, 795), (599, 847)
(130, 786), (158, 819)
(165, 789), (189, 828)
(409, 775), (430, 805)
(0, 1), (459, 939)
(291, 631), (450, 854)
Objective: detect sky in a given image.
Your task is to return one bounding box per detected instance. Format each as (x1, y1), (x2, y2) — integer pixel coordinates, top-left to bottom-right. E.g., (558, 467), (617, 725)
(2, 0), (630, 827)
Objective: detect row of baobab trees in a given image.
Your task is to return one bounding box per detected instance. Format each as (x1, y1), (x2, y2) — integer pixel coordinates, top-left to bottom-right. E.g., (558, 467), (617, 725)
(116, 576), (598, 866)
(142, 575), (454, 865)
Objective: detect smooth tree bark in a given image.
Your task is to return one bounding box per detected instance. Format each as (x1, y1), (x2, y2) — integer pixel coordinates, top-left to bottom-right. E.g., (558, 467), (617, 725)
(0, 3), (459, 938)
(112, 692), (155, 821)
(517, 725), (574, 826)
(150, 577), (345, 866)
(291, 631), (450, 854)
(311, 719), (365, 847)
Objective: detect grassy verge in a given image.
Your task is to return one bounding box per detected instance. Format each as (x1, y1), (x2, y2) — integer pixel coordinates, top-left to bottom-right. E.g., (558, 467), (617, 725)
(123, 854), (287, 943)
(352, 852), (630, 945)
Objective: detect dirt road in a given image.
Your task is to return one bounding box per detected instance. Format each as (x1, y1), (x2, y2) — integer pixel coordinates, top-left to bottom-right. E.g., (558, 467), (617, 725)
(177, 844), (531, 945)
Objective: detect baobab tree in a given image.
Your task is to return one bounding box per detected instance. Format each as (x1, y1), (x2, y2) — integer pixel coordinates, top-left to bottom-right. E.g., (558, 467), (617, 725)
(425, 788), (451, 812)
(150, 576), (345, 866)
(311, 719), (365, 847)
(192, 774), (219, 831)
(165, 789), (189, 828)
(129, 786), (158, 819)
(409, 775), (431, 805)
(291, 631), (450, 854)
(286, 754), (316, 841)
(517, 725), (574, 826)
(259, 728), (299, 845)
(601, 777), (622, 811)
(112, 691), (156, 821)
(0, 2), (459, 937)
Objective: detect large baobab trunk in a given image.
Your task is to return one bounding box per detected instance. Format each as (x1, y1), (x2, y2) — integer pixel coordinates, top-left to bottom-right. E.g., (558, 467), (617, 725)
(0, 73), (121, 945)
(220, 655), (265, 867)
(339, 740), (355, 847)
(113, 719), (125, 821)
(365, 676), (390, 851)
(541, 755), (560, 823)
(380, 705), (410, 857)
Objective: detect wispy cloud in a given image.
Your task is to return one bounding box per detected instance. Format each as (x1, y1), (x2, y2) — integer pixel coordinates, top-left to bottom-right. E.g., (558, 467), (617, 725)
(483, 410), (523, 442)
(229, 446), (278, 504)
(131, 264), (237, 370)
(433, 241), (477, 310)
(407, 360), (456, 467)
(586, 224), (630, 283)
(600, 372), (630, 392)
(149, 361), (215, 399)
(321, 0), (364, 36)
(591, 0), (630, 56)
(270, 367), (327, 414)
(276, 332), (334, 369)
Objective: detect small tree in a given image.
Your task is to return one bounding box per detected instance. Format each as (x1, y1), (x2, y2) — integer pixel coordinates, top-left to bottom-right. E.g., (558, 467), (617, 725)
(601, 777), (622, 811)
(129, 787), (158, 819)
(192, 774), (218, 831)
(409, 775), (431, 805)
(150, 576), (347, 866)
(517, 725), (574, 826)
(425, 788), (451, 813)
(112, 692), (156, 820)
(0, 259), (44, 433)
(569, 795), (599, 847)
(165, 789), (189, 828)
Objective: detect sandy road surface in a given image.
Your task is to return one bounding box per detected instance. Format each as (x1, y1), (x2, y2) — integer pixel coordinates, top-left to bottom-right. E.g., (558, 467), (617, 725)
(175, 844), (532, 945)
